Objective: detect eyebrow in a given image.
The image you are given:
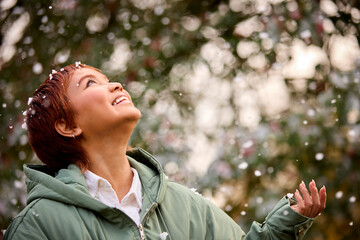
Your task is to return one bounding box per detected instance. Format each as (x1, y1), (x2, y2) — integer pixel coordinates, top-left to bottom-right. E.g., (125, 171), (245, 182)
(77, 74), (109, 86)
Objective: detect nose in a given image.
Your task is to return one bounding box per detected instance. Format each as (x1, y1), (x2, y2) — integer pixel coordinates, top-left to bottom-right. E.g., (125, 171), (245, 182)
(109, 82), (123, 92)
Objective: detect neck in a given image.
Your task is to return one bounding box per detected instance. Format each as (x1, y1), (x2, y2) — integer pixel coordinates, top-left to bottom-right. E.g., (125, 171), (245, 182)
(81, 126), (135, 201)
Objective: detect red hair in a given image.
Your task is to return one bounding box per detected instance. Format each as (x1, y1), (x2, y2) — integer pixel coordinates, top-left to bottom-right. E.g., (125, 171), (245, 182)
(26, 63), (99, 171)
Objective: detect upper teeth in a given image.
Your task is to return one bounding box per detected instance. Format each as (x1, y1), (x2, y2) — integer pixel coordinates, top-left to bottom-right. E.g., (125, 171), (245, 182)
(113, 96), (128, 105)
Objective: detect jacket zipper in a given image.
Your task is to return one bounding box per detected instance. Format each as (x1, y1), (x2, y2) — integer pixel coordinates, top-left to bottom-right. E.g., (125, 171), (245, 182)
(138, 202), (158, 240)
(138, 224), (145, 240)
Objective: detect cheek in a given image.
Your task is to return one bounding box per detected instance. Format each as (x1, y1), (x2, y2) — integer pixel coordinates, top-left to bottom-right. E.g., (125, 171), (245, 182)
(123, 90), (132, 101)
(72, 91), (109, 113)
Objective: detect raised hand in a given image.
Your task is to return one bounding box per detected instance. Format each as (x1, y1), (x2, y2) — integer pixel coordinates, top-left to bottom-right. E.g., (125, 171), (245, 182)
(290, 180), (327, 218)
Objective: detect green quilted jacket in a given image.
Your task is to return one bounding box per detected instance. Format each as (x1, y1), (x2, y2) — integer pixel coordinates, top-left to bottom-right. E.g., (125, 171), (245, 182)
(4, 148), (314, 239)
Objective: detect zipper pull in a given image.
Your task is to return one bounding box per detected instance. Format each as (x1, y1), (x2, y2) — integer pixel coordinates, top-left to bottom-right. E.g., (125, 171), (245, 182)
(138, 224), (146, 240)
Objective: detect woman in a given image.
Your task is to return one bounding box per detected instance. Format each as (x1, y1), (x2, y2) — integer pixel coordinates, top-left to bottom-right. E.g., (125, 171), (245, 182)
(4, 63), (326, 239)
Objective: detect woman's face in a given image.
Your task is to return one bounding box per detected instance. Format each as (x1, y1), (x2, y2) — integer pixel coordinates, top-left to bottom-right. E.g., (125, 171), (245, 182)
(66, 67), (141, 138)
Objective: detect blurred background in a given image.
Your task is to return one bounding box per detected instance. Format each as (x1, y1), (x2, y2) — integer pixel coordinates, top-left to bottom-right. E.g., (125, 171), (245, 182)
(1, 0), (359, 239)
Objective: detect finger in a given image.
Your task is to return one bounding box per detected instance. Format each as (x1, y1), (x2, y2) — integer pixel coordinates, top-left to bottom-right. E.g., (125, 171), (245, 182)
(294, 189), (304, 215)
(318, 186), (327, 214)
(299, 181), (312, 217)
(309, 180), (320, 216)
(290, 204), (297, 212)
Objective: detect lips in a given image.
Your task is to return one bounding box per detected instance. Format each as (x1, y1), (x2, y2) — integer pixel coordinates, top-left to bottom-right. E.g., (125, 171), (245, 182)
(112, 95), (130, 105)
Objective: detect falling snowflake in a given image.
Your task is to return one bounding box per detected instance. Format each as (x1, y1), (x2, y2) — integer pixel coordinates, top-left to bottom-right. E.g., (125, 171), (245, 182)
(190, 188), (201, 196)
(348, 129), (356, 137)
(254, 170), (262, 177)
(238, 162), (248, 169)
(287, 193), (294, 199)
(75, 61), (82, 68)
(159, 232), (168, 240)
(335, 191), (343, 199)
(349, 196), (356, 203)
(307, 109), (316, 117)
(315, 153), (324, 161)
(256, 197), (263, 204)
(32, 210), (39, 217)
(27, 97), (33, 105)
(225, 205), (232, 211)
(242, 140), (253, 149)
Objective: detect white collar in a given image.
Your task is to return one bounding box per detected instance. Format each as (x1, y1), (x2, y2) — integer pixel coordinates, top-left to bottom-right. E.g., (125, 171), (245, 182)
(83, 167), (142, 208)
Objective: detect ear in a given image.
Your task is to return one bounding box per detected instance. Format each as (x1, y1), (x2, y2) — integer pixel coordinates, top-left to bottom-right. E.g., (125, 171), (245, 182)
(54, 119), (82, 138)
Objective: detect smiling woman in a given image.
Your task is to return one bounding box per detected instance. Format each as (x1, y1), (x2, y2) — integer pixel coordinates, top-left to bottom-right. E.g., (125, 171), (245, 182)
(57, 66), (141, 166)
(4, 62), (326, 240)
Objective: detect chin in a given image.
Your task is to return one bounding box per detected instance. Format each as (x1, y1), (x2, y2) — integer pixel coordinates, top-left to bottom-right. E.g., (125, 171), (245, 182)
(133, 105), (141, 116)
(127, 107), (142, 121)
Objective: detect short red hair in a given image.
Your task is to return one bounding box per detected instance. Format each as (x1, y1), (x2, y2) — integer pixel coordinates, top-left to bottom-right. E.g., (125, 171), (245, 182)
(26, 63), (99, 171)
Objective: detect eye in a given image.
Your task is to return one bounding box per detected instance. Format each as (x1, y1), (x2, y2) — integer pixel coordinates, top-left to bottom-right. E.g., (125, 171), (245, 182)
(86, 79), (96, 88)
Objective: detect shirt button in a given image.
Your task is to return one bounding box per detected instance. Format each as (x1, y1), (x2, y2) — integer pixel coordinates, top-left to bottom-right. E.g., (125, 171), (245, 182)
(98, 180), (103, 187)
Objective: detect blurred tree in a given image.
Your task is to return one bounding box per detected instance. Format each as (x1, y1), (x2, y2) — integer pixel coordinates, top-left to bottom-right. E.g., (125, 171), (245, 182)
(1, 0), (359, 239)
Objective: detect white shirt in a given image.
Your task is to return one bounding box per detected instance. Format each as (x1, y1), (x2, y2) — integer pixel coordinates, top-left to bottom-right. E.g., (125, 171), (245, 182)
(83, 168), (142, 226)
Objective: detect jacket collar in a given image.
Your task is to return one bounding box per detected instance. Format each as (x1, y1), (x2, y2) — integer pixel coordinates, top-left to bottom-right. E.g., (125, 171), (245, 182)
(24, 148), (167, 225)
(126, 148), (167, 203)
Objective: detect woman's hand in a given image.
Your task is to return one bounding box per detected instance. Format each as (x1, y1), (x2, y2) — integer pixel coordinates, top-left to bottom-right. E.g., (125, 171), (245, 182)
(290, 180), (327, 218)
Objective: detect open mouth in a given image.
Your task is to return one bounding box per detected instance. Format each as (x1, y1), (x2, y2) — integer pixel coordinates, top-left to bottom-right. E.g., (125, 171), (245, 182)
(112, 96), (130, 105)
